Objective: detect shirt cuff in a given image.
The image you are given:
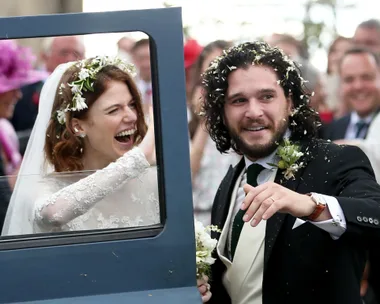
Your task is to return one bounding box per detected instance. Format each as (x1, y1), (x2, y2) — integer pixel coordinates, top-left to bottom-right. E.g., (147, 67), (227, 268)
(293, 194), (346, 240)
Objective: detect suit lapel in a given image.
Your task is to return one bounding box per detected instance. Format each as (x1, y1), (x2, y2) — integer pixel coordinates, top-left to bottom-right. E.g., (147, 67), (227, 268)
(338, 115), (350, 139)
(264, 140), (314, 270)
(212, 158), (245, 240)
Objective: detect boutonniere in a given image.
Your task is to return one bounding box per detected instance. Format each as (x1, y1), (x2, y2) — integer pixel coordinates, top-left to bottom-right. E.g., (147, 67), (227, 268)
(268, 139), (304, 180)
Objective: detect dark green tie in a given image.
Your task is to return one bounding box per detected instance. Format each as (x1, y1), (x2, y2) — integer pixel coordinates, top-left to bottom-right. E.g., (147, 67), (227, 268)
(230, 163), (265, 260)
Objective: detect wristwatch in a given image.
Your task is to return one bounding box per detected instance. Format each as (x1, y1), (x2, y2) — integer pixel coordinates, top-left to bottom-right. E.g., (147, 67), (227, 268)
(306, 192), (327, 221)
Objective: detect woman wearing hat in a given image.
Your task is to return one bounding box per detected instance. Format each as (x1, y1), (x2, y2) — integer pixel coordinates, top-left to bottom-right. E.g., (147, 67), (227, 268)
(0, 40), (47, 188)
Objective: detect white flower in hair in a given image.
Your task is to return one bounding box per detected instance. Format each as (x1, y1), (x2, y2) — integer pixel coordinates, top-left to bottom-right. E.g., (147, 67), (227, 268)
(78, 68), (90, 80)
(70, 84), (81, 95)
(55, 55), (136, 124)
(75, 96), (88, 111)
(56, 110), (66, 125)
(97, 56), (108, 67)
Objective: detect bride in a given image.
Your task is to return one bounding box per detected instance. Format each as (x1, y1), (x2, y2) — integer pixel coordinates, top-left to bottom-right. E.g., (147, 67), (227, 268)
(2, 56), (158, 235)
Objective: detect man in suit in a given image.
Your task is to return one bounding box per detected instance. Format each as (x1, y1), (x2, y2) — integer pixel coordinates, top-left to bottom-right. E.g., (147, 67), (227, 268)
(11, 36), (85, 155)
(200, 41), (380, 304)
(323, 47), (380, 141)
(353, 19), (380, 56)
(131, 38), (152, 115)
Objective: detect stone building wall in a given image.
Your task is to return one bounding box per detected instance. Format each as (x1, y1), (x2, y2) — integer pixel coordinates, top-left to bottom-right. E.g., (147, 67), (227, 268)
(0, 0), (83, 62)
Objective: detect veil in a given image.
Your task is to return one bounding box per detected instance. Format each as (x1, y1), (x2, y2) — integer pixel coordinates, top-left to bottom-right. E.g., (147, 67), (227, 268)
(2, 62), (74, 236)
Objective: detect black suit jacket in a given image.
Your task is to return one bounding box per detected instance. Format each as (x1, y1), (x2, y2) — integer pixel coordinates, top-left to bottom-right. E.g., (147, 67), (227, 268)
(11, 81), (43, 132)
(11, 81), (44, 155)
(209, 138), (380, 304)
(323, 110), (380, 141)
(322, 114), (351, 141)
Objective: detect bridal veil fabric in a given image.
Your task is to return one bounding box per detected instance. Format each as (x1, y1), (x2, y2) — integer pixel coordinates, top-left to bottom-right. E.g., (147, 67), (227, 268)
(2, 63), (72, 235)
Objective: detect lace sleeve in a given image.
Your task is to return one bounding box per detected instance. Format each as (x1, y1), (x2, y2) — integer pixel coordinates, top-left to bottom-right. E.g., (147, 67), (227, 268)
(34, 147), (150, 230)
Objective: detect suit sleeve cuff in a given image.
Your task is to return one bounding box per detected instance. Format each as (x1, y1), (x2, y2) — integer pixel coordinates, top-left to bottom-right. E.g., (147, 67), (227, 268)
(308, 194), (347, 240)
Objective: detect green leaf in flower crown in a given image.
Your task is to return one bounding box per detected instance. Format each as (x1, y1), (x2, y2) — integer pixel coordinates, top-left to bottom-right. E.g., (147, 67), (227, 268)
(85, 77), (91, 89)
(86, 79), (94, 92)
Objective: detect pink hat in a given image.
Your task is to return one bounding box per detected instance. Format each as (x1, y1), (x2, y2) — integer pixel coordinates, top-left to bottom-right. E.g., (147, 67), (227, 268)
(0, 40), (48, 94)
(184, 39), (203, 69)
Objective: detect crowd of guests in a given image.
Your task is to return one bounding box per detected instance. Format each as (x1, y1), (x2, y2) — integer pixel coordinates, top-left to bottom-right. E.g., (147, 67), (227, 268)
(0, 17), (380, 303)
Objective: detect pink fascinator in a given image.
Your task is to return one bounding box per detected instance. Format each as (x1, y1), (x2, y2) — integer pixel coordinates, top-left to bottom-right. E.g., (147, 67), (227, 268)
(0, 40), (48, 94)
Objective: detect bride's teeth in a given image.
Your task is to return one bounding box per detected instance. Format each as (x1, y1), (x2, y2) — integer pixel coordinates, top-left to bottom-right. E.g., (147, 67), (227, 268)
(115, 128), (136, 137)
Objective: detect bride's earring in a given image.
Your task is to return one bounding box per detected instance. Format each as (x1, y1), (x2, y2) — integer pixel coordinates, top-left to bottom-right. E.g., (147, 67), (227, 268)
(73, 127), (85, 138)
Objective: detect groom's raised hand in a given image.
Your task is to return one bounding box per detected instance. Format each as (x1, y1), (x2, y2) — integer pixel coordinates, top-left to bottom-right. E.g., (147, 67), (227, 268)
(241, 182), (331, 227)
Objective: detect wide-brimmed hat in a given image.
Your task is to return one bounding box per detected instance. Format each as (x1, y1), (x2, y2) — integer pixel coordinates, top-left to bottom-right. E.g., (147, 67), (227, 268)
(0, 40), (48, 94)
(184, 39), (203, 69)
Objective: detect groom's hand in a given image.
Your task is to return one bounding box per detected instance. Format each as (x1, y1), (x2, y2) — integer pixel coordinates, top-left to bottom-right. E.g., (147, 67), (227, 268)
(241, 182), (317, 227)
(197, 275), (212, 303)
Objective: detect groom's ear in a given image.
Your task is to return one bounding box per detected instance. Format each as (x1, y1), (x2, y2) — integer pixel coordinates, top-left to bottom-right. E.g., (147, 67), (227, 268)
(70, 118), (85, 135)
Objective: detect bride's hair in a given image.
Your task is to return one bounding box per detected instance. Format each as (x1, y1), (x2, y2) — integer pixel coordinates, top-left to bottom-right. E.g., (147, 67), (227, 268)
(45, 59), (147, 172)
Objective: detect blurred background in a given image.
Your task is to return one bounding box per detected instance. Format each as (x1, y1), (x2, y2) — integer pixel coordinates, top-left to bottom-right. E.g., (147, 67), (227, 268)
(0, 0), (375, 71)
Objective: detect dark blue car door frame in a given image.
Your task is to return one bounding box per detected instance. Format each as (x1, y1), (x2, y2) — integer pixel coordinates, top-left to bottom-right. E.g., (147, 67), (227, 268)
(0, 8), (199, 303)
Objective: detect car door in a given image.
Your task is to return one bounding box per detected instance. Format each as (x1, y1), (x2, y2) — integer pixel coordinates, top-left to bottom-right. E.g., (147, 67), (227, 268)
(0, 7), (199, 303)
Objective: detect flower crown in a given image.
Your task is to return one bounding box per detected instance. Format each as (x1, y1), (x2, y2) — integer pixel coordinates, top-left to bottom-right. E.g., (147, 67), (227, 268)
(56, 55), (136, 125)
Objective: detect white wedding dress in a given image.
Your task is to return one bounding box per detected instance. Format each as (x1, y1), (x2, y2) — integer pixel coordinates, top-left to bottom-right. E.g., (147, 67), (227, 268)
(33, 148), (160, 233)
(2, 61), (160, 236)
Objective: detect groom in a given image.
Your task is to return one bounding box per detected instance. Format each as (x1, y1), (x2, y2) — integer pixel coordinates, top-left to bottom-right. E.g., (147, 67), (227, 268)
(201, 41), (380, 304)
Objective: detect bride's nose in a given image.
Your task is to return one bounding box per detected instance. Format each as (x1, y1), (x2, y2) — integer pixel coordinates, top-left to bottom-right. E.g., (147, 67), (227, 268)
(122, 107), (137, 123)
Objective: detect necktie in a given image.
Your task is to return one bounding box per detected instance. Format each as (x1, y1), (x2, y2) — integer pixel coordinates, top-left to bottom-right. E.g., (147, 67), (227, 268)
(355, 120), (369, 139)
(230, 163), (265, 260)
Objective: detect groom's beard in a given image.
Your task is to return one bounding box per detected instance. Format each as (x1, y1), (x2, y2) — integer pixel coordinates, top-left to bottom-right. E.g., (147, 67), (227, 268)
(228, 118), (288, 160)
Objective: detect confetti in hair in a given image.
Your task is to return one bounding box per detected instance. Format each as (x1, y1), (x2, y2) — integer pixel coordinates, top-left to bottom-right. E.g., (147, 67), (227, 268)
(200, 41), (321, 154)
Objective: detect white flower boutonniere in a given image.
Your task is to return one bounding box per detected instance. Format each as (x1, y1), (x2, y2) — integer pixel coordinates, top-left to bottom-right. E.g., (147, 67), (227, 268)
(194, 219), (221, 279)
(269, 139), (304, 180)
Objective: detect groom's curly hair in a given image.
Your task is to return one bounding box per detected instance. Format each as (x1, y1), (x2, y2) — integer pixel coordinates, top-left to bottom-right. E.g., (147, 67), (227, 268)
(201, 41), (321, 154)
(45, 59), (147, 172)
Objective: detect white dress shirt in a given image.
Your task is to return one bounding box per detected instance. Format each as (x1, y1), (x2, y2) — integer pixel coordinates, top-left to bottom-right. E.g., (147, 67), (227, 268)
(227, 147), (347, 256)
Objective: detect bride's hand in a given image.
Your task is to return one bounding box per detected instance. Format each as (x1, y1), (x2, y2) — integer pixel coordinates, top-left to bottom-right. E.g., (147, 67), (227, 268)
(197, 275), (212, 303)
(138, 106), (156, 165)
